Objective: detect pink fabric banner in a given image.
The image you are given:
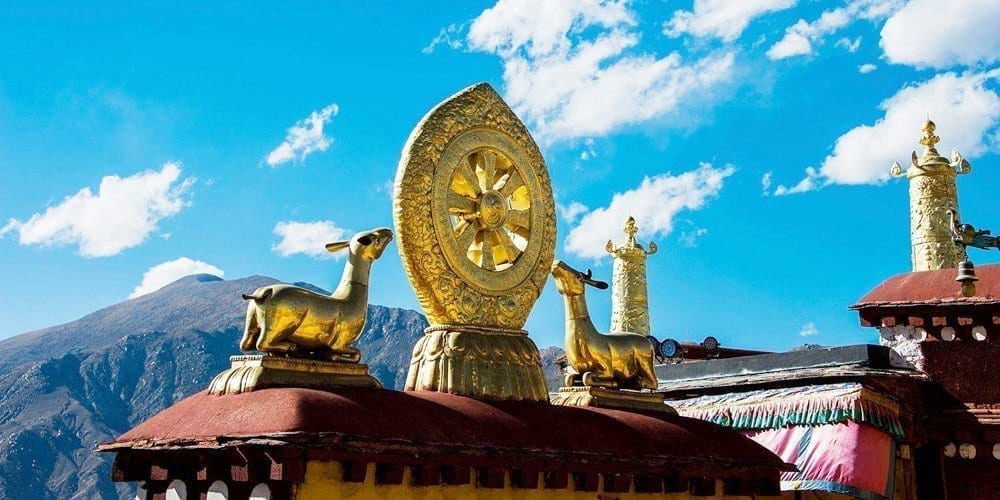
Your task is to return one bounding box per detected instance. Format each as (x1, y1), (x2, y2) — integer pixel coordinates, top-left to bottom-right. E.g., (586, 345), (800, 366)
(744, 421), (893, 499)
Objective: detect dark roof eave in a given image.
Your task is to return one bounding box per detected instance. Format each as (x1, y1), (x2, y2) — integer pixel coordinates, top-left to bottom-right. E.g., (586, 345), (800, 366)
(851, 299), (1000, 310)
(99, 431), (795, 473)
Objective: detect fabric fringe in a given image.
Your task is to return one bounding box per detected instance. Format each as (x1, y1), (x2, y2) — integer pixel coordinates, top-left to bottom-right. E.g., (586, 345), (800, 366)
(671, 382), (904, 438)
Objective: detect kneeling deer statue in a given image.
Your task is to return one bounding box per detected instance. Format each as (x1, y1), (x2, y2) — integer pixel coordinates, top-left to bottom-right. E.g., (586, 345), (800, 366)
(551, 260), (657, 390)
(240, 227), (393, 362)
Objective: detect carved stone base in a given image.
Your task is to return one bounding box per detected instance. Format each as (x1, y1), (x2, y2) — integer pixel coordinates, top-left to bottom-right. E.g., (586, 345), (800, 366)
(208, 355), (381, 396)
(404, 327), (549, 402)
(550, 386), (676, 414)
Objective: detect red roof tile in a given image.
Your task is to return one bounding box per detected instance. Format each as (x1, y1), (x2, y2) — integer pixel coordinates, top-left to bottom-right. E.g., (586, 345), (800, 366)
(102, 387), (791, 474)
(852, 264), (1000, 309)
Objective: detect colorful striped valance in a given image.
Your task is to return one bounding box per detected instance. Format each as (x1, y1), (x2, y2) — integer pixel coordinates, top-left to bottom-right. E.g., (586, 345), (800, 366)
(668, 382), (904, 438)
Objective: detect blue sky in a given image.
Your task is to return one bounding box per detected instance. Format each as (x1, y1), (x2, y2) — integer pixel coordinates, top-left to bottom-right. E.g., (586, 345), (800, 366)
(1, 1), (998, 353)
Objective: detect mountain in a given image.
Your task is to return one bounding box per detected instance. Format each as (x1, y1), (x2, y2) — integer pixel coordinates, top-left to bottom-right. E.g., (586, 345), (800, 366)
(539, 346), (567, 391)
(0, 275), (428, 500)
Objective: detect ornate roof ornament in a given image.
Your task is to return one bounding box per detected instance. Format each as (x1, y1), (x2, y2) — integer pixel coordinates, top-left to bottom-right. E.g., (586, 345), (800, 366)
(396, 83), (554, 401)
(606, 216), (658, 255)
(606, 216), (656, 336)
(890, 120), (970, 271)
(550, 260), (668, 411)
(919, 119), (941, 151)
(393, 83), (555, 330)
(208, 228), (394, 395)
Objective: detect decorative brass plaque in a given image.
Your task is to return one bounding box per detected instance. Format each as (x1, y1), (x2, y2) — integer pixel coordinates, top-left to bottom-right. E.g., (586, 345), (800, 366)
(394, 83), (556, 329)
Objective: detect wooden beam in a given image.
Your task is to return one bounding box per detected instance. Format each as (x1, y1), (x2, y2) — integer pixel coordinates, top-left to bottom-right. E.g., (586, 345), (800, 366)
(150, 465), (169, 481)
(230, 463), (249, 482)
(270, 458), (305, 482)
(689, 477), (717, 496)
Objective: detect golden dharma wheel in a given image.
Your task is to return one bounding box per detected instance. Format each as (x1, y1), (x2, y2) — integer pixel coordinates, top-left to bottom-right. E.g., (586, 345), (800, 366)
(393, 83), (555, 329)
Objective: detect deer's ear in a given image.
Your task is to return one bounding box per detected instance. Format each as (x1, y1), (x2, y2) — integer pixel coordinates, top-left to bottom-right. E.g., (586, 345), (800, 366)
(325, 241), (350, 253)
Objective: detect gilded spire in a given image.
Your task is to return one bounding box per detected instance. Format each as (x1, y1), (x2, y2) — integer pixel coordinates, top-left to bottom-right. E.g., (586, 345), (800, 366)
(623, 216), (639, 248)
(606, 217), (656, 336)
(607, 216), (658, 255)
(890, 120), (970, 271)
(919, 119), (940, 153)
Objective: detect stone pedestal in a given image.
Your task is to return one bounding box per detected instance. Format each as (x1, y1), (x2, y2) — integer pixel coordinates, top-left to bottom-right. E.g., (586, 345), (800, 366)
(550, 386), (676, 414)
(208, 355), (381, 396)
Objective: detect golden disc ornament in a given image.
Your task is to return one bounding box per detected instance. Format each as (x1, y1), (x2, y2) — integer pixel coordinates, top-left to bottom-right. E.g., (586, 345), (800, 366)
(393, 83), (556, 330)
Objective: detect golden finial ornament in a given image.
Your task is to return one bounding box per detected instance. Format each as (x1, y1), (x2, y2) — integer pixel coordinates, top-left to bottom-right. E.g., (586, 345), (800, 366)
(890, 119), (970, 271)
(396, 83), (554, 402)
(919, 119), (940, 151)
(606, 216), (656, 336)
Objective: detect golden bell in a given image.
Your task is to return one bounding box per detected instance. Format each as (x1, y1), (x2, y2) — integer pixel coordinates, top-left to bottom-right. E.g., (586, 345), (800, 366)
(956, 260), (978, 297)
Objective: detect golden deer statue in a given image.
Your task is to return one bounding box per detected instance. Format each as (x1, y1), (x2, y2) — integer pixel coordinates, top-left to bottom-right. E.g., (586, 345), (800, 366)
(551, 260), (658, 390)
(239, 227), (393, 362)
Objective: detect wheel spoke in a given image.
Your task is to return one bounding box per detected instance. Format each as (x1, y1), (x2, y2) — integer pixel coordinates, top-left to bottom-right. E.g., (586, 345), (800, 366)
(506, 209), (529, 233)
(454, 220), (479, 252)
(495, 168), (522, 195)
(447, 191), (476, 214)
(477, 150), (498, 192)
(480, 235), (497, 271)
(491, 230), (520, 265)
(452, 161), (482, 197)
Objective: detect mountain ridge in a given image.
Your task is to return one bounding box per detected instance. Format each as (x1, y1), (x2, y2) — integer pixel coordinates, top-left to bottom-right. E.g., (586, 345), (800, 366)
(0, 273), (565, 499)
(0, 274), (431, 499)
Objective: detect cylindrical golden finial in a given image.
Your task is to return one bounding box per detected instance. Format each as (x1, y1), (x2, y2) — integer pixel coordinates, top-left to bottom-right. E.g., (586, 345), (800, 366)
(894, 119), (969, 271)
(607, 217), (656, 336)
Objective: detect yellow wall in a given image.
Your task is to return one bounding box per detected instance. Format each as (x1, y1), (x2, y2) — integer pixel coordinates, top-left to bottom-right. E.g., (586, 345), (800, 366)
(293, 461), (772, 500)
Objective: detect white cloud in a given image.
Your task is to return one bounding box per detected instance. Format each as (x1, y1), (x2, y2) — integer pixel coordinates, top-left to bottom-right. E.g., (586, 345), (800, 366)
(881, 0), (1000, 69)
(679, 227), (709, 247)
(273, 220), (350, 259)
(558, 201), (589, 223)
(768, 1), (900, 60)
(799, 321), (819, 337)
(579, 138), (597, 161)
(129, 257), (224, 298)
(1, 163), (193, 257)
(760, 170), (773, 195)
(773, 167), (821, 196)
(836, 36), (862, 52)
(565, 163), (735, 259)
(773, 71), (1000, 192)
(423, 23), (467, 54)
(465, 0), (737, 142)
(664, 0), (797, 42)
(265, 104), (339, 166)
(858, 63), (877, 74)
(767, 25), (814, 59)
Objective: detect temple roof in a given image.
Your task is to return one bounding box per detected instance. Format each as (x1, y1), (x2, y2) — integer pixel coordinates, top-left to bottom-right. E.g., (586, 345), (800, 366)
(100, 387), (791, 476)
(852, 264), (1000, 309)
